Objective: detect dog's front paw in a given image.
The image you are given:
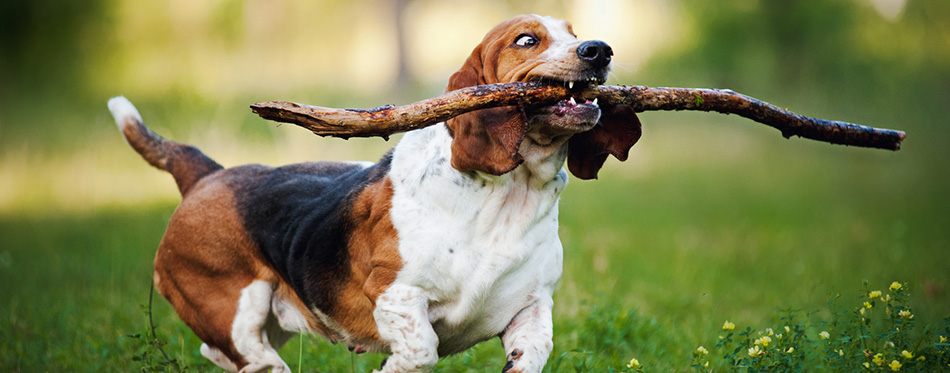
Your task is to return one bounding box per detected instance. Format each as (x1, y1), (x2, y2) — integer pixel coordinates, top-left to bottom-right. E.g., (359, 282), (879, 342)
(502, 348), (542, 373)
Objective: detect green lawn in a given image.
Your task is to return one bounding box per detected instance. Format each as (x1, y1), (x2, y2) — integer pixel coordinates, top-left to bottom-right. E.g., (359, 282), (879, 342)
(2, 1), (948, 370)
(2, 110), (947, 371)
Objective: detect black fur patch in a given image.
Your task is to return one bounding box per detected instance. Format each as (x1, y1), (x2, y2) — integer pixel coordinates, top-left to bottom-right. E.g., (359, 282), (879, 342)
(233, 151), (394, 315)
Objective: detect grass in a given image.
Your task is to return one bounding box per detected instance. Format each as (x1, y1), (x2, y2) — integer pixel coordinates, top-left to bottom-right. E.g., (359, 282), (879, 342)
(2, 111), (948, 372)
(2, 1), (947, 369)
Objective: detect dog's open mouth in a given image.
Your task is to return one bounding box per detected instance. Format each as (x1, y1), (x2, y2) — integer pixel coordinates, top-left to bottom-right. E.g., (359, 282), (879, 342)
(526, 77), (603, 132)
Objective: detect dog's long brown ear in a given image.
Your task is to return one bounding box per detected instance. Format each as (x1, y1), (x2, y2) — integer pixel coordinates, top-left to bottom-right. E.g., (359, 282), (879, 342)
(445, 47), (528, 175)
(567, 104), (642, 180)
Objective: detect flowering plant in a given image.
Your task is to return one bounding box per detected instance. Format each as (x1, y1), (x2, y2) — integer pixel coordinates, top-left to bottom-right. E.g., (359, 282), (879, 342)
(689, 281), (949, 372)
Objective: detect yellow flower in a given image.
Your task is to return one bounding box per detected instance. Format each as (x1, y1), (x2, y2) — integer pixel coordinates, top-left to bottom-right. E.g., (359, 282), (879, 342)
(819, 331), (831, 340)
(786, 347), (795, 353)
(837, 349), (845, 357)
(754, 336), (772, 347)
(864, 362), (871, 369)
(890, 281), (902, 292)
(901, 350), (913, 359)
(626, 357), (640, 369)
(704, 361), (709, 368)
(722, 320), (735, 331)
(873, 353), (885, 366)
(766, 328), (774, 336)
(899, 310), (914, 319)
(860, 308), (866, 316)
(889, 360), (902, 371)
(696, 346), (709, 356)
(748, 345), (763, 357)
(917, 356), (925, 362)
(784, 325), (791, 333)
(940, 335), (947, 343)
(864, 301), (873, 309)
(869, 290), (882, 299)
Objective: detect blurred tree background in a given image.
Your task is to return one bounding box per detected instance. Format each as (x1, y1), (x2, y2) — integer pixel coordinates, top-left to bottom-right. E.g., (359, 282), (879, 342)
(1, 0), (948, 370)
(1, 0), (947, 210)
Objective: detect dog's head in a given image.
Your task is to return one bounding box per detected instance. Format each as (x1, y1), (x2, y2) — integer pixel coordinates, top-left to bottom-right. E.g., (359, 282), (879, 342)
(445, 14), (641, 179)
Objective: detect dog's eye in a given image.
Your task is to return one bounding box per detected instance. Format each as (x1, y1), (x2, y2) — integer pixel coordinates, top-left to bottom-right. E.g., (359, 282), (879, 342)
(514, 34), (538, 47)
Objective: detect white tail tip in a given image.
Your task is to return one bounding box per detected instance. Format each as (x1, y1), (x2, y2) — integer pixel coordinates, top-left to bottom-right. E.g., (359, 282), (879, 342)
(107, 96), (143, 129)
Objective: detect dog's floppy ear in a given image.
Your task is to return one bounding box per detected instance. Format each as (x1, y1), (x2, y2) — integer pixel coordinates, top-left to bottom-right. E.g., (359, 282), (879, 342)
(567, 103), (642, 180)
(444, 46), (528, 175)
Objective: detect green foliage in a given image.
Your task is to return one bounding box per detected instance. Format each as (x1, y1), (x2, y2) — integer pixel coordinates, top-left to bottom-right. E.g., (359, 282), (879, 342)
(0, 0), (112, 98)
(548, 299), (671, 373)
(128, 301), (187, 372)
(688, 281), (950, 372)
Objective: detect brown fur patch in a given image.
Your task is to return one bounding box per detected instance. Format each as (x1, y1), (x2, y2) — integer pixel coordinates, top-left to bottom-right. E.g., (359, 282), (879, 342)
(328, 176), (402, 342)
(153, 174), (256, 367)
(444, 15), (574, 175)
(121, 121), (222, 196)
(155, 173), (329, 369)
(566, 104), (642, 180)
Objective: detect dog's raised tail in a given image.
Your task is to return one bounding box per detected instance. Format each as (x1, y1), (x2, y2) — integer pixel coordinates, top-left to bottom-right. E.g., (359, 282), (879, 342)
(109, 96), (223, 196)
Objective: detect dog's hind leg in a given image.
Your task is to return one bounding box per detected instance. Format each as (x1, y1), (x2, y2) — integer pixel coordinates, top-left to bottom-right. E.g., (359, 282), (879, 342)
(201, 343), (240, 372)
(232, 280), (292, 373)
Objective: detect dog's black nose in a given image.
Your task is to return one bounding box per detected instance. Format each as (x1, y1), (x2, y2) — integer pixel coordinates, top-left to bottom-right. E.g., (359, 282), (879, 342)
(576, 40), (613, 68)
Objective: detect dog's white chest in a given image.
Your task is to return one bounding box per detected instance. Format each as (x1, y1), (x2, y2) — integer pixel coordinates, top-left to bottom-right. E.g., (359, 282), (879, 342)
(386, 126), (565, 354)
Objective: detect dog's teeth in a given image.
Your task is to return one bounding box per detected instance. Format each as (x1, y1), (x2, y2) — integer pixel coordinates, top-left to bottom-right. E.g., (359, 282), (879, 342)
(568, 81), (574, 89)
(592, 98), (598, 106)
(569, 97), (577, 105)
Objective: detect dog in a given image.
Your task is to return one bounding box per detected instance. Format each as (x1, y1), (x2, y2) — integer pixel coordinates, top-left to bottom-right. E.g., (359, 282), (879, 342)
(110, 14), (641, 373)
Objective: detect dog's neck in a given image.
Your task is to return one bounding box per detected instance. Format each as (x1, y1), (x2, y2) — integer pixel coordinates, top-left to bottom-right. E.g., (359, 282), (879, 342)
(517, 124), (575, 186)
(391, 122), (569, 191)
(469, 124), (571, 190)
(389, 123), (567, 239)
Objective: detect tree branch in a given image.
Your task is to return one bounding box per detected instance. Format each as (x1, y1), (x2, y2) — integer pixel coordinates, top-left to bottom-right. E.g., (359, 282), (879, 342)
(250, 82), (905, 150)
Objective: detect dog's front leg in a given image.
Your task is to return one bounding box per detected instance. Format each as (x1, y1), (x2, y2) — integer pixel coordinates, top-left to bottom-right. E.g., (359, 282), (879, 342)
(499, 296), (554, 373)
(373, 283), (438, 373)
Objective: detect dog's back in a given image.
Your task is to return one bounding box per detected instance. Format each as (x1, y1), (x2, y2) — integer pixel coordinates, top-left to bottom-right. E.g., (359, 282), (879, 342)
(109, 97), (401, 371)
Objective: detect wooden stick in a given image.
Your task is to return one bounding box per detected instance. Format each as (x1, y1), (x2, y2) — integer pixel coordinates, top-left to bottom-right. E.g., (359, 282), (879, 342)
(250, 82), (905, 150)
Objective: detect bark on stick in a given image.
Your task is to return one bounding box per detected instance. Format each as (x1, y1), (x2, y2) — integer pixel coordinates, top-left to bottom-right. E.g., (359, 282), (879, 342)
(250, 82), (905, 150)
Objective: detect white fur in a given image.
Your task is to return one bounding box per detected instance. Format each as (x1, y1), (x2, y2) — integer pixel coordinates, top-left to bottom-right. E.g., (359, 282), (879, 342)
(533, 14), (612, 82)
(373, 283), (440, 372)
(107, 96), (143, 130)
(231, 280), (290, 373)
(500, 298), (555, 373)
(537, 15), (577, 59)
(201, 343), (239, 372)
(271, 296), (309, 334)
(378, 123), (565, 365)
(364, 16), (587, 370)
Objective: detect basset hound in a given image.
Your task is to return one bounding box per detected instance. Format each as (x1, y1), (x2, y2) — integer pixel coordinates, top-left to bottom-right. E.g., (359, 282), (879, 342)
(109, 14), (641, 373)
